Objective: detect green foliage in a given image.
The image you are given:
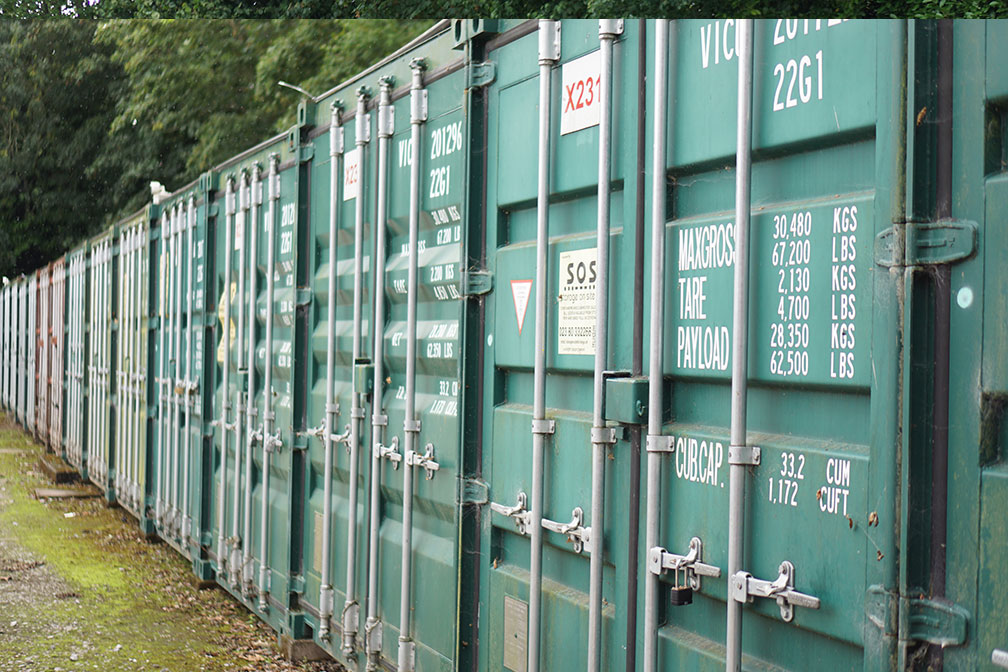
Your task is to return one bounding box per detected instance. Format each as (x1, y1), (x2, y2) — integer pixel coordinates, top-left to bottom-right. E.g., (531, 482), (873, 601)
(0, 18), (426, 278)
(0, 21), (119, 275)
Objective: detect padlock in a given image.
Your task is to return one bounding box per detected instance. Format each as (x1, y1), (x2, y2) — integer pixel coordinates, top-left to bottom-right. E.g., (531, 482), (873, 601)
(669, 585), (693, 606)
(669, 567), (693, 606)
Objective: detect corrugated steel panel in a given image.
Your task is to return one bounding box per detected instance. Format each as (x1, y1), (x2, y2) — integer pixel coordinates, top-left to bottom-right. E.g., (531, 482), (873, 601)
(87, 233), (115, 494)
(49, 257), (65, 453)
(207, 135), (301, 633)
(115, 214), (150, 518)
(65, 246), (88, 475)
(35, 264), (49, 442)
(25, 271), (36, 431)
(17, 18), (1008, 672)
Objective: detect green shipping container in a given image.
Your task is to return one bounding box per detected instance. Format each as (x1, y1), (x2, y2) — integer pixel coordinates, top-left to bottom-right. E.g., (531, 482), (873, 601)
(18, 17), (1008, 672)
(207, 134), (303, 636)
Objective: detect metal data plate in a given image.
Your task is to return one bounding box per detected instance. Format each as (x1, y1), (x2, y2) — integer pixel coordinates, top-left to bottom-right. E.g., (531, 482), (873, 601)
(503, 595), (528, 672)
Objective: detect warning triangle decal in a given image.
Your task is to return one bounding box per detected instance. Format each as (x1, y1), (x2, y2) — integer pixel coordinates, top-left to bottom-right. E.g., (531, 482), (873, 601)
(511, 280), (533, 336)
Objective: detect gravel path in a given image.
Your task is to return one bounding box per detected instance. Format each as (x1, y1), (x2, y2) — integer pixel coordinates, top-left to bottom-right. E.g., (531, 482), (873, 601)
(0, 416), (346, 672)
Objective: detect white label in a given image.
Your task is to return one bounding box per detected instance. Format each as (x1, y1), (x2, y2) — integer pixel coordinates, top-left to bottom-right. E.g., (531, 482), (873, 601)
(510, 280), (532, 336)
(557, 247), (597, 355)
(343, 147), (361, 201)
(560, 50), (601, 136)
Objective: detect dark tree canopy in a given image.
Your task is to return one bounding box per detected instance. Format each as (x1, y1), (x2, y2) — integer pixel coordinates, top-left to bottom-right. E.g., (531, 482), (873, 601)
(0, 19), (425, 278)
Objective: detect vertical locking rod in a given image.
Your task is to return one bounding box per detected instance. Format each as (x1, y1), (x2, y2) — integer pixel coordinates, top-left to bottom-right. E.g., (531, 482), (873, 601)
(165, 212), (177, 527)
(217, 176), (235, 573)
(182, 197), (196, 545)
(115, 233), (125, 499)
(320, 101), (344, 640)
(172, 202), (184, 536)
(243, 164), (262, 596)
(366, 75), (394, 672)
(343, 87), (371, 657)
(528, 19), (559, 672)
(126, 229), (137, 506)
(156, 211), (169, 526)
(131, 231), (139, 503)
(168, 204), (181, 534)
(398, 58), (426, 672)
(725, 19), (754, 672)
(642, 18), (670, 672)
(115, 234), (126, 499)
(259, 154), (280, 612)
(230, 171), (249, 589)
(588, 19), (620, 672)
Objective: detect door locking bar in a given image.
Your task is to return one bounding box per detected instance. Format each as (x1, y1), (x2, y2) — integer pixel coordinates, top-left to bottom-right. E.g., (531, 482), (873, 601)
(489, 492), (531, 534)
(729, 560), (820, 622)
(489, 491), (591, 553)
(405, 442), (439, 480)
(647, 537), (721, 592)
(375, 435), (402, 468)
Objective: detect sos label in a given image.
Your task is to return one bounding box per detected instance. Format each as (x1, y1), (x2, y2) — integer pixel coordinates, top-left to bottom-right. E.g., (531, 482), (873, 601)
(557, 247), (597, 356)
(560, 50), (601, 136)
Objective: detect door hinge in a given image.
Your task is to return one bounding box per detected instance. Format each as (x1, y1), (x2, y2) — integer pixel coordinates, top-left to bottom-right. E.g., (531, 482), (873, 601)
(865, 585), (898, 636)
(463, 268), (493, 296)
(461, 477), (489, 505)
(875, 219), (977, 267)
(295, 287), (312, 307)
(904, 596), (969, 647)
(299, 145), (315, 163)
(469, 61), (496, 88)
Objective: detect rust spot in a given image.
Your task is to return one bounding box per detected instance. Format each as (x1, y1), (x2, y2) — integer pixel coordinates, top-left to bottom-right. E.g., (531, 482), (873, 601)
(816, 488), (822, 501)
(877, 550), (884, 561)
(492, 557), (499, 569)
(868, 511), (879, 527)
(916, 106), (927, 126)
(847, 516), (854, 529)
(385, 376), (391, 385)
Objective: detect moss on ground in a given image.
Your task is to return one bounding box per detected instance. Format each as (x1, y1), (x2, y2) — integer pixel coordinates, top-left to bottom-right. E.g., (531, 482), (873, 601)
(0, 416), (342, 672)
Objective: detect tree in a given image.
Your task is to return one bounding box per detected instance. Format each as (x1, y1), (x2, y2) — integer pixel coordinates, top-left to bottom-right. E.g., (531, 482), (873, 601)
(0, 21), (121, 275)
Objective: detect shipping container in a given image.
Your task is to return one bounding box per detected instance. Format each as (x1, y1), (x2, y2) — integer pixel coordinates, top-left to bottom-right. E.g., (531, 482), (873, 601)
(148, 181), (213, 555)
(206, 132), (303, 636)
(34, 264), (49, 442)
(17, 277), (27, 424)
(87, 232), (115, 494)
(65, 245), (88, 476)
(11, 17), (1008, 672)
(114, 211), (152, 518)
(25, 271), (36, 431)
(48, 257), (65, 453)
(2, 282), (10, 412)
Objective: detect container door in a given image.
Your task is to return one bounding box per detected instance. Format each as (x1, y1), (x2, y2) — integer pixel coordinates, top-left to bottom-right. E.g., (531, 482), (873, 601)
(371, 60), (468, 672)
(3, 285), (9, 411)
(644, 19), (906, 671)
(18, 282), (24, 421)
(50, 259), (65, 454)
(36, 265), (48, 442)
(114, 219), (150, 519)
(248, 153), (299, 633)
(477, 19), (909, 672)
(26, 273), (35, 430)
(301, 101), (375, 659)
(187, 190), (212, 570)
(66, 252), (85, 475)
(477, 19), (645, 672)
(949, 19), (1008, 670)
(211, 176), (243, 592)
(87, 236), (114, 494)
